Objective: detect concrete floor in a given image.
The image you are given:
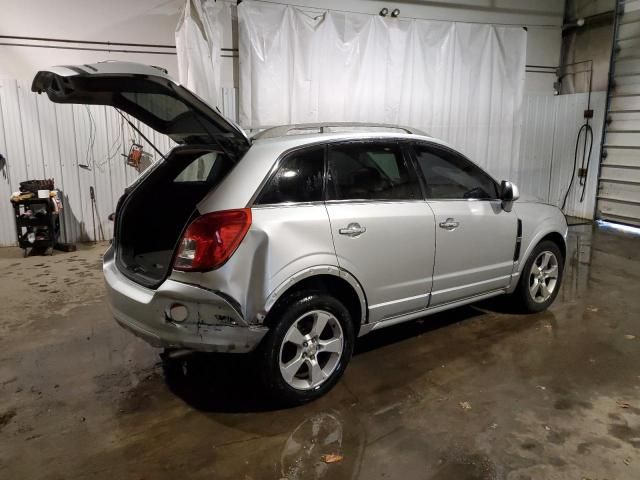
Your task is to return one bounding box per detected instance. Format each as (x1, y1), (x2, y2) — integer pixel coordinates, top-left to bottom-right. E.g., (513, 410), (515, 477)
(0, 223), (639, 480)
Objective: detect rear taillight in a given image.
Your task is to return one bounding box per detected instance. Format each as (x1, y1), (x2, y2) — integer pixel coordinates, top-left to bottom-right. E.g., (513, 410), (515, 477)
(173, 209), (252, 272)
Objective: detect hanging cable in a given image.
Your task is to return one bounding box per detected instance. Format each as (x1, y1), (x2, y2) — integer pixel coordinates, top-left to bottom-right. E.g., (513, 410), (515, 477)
(79, 105), (96, 170)
(558, 59), (594, 213)
(96, 112), (125, 170)
(561, 123), (593, 210)
(579, 124), (594, 202)
(115, 109), (166, 161)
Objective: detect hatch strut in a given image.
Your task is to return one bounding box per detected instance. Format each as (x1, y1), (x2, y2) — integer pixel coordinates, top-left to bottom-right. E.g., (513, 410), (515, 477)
(115, 109), (166, 161)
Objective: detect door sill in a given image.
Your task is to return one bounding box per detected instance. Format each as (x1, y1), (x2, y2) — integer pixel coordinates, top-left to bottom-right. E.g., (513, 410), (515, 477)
(358, 289), (506, 336)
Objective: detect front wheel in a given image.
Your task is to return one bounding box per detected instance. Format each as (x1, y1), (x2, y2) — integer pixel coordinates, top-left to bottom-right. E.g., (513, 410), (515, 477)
(259, 291), (355, 405)
(514, 240), (564, 312)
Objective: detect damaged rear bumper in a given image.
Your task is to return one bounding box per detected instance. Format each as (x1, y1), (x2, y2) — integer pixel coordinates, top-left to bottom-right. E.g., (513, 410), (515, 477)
(103, 248), (268, 353)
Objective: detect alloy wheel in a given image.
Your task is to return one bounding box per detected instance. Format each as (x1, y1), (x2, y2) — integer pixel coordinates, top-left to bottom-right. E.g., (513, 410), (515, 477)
(528, 250), (559, 303)
(279, 310), (344, 390)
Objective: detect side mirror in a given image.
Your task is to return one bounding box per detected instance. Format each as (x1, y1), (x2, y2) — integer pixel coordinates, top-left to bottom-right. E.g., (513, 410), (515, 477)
(500, 181), (519, 211)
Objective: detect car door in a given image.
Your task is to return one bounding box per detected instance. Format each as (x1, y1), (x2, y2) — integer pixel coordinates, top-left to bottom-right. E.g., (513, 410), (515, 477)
(411, 142), (517, 306)
(325, 140), (435, 324)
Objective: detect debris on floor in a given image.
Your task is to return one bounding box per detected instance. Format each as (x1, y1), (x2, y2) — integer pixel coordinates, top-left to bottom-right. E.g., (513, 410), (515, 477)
(616, 400), (632, 409)
(0, 408), (17, 430)
(459, 401), (472, 410)
(624, 334), (636, 340)
(320, 454), (343, 464)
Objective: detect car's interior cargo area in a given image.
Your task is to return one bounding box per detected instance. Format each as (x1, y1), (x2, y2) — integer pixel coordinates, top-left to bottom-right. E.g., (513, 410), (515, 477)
(115, 147), (234, 288)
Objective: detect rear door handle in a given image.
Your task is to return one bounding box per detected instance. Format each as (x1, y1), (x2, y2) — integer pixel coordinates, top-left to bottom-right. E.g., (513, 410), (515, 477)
(339, 223), (366, 237)
(439, 218), (459, 230)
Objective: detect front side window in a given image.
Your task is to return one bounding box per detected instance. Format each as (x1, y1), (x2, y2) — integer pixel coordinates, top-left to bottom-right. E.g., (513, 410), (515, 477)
(327, 142), (421, 201)
(255, 147), (325, 204)
(413, 144), (498, 200)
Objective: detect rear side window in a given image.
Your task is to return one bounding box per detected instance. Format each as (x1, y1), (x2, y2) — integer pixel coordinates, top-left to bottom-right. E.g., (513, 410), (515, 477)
(413, 144), (498, 200)
(173, 152), (219, 182)
(255, 147), (325, 204)
(327, 142), (421, 201)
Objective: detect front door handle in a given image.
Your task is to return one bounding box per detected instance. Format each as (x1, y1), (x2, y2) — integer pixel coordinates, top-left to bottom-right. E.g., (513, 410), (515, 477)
(439, 218), (459, 230)
(339, 223), (366, 237)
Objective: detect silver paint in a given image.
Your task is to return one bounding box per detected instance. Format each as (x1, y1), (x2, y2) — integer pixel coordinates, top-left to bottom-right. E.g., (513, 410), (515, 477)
(106, 124), (568, 352)
(109, 130), (567, 352)
(31, 63), (569, 361)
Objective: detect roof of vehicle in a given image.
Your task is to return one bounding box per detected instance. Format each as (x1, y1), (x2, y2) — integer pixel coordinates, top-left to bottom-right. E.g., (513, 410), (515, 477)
(250, 127), (452, 151)
(251, 122), (429, 140)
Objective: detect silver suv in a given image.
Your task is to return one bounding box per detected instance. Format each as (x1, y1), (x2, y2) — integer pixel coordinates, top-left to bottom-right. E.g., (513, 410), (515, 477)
(33, 62), (567, 404)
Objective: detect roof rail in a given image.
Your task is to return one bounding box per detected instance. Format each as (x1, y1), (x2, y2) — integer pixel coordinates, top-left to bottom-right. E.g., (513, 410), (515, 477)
(251, 122), (429, 140)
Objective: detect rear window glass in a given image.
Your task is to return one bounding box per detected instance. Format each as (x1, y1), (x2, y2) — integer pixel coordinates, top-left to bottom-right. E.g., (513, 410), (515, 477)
(121, 92), (190, 122)
(255, 147), (325, 204)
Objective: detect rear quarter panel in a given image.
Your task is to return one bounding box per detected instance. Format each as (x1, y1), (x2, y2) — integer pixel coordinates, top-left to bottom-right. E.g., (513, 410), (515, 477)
(169, 205), (338, 325)
(196, 141), (281, 212)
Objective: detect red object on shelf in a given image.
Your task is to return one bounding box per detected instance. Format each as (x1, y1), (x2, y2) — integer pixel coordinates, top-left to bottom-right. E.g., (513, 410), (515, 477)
(127, 144), (144, 170)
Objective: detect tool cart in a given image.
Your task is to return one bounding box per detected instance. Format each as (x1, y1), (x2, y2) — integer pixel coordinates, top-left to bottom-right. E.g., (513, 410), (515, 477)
(11, 180), (61, 257)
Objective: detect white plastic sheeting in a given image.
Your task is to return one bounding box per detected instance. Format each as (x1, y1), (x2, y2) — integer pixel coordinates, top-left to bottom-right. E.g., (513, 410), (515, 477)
(518, 92), (606, 220)
(238, 1), (527, 181)
(175, 0), (232, 110)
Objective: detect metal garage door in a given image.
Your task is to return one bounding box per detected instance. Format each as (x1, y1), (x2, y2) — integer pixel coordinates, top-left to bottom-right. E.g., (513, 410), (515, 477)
(598, 0), (640, 226)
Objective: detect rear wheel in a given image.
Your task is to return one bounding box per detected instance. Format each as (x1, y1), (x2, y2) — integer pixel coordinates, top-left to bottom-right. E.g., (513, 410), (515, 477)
(259, 291), (354, 405)
(514, 240), (563, 312)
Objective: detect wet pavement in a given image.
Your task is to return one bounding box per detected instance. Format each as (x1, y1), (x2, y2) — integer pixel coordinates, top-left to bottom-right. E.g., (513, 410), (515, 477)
(0, 223), (639, 479)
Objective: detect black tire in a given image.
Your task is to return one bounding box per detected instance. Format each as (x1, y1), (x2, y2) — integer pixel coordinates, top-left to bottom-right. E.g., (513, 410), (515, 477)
(514, 240), (564, 313)
(259, 290), (355, 406)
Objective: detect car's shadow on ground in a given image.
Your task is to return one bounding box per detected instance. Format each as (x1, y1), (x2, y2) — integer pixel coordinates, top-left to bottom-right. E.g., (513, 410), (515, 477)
(163, 299), (522, 413)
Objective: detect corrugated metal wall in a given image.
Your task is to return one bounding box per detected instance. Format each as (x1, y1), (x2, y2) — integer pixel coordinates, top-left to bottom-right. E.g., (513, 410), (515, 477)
(0, 77), (175, 246)
(0, 80), (606, 247)
(518, 91), (607, 219)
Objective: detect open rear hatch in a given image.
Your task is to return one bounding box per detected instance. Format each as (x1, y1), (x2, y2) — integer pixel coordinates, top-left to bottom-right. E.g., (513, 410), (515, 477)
(32, 61), (249, 153)
(32, 62), (250, 288)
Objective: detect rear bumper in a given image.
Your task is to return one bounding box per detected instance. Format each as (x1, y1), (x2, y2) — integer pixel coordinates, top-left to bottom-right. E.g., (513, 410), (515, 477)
(103, 248), (268, 353)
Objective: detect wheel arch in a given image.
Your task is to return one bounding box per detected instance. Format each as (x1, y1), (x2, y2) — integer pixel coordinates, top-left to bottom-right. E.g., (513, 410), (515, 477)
(519, 228), (567, 276)
(263, 266), (367, 331)
(539, 231), (566, 261)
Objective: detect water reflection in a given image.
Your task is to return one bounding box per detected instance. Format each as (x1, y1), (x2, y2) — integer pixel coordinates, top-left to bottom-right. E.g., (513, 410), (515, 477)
(280, 412), (344, 479)
(558, 224), (593, 303)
